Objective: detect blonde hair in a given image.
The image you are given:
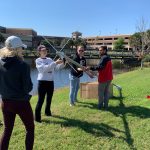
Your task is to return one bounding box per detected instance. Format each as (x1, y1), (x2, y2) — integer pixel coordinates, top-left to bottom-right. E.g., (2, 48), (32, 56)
(0, 47), (23, 59)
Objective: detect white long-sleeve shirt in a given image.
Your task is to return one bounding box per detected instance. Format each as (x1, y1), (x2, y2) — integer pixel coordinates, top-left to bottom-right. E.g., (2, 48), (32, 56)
(35, 57), (64, 81)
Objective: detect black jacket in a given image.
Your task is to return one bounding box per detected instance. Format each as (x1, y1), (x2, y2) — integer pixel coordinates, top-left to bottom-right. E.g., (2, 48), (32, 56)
(0, 56), (33, 101)
(90, 54), (111, 71)
(70, 53), (86, 78)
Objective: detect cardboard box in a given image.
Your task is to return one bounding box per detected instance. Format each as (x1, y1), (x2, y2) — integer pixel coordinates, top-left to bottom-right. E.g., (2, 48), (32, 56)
(80, 82), (113, 99)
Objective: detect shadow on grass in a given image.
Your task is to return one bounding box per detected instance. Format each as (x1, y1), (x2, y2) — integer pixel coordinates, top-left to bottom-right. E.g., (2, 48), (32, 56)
(77, 101), (98, 109)
(43, 115), (124, 138)
(108, 97), (150, 150)
(109, 104), (150, 118)
(73, 97), (150, 150)
(77, 97), (150, 118)
(76, 96), (126, 109)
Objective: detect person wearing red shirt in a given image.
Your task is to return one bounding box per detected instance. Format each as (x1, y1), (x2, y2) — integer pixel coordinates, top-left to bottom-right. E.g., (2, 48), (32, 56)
(90, 46), (113, 109)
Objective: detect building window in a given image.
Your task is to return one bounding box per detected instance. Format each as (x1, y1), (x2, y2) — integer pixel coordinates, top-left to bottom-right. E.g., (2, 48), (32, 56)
(104, 38), (112, 40)
(106, 43), (112, 45)
(97, 43), (103, 45)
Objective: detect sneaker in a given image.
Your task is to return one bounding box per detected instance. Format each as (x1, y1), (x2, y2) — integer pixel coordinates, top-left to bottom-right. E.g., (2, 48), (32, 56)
(104, 103), (108, 109)
(98, 104), (103, 110)
(35, 118), (41, 123)
(45, 109), (52, 116)
(35, 115), (41, 123)
(45, 112), (52, 116)
(70, 103), (75, 106)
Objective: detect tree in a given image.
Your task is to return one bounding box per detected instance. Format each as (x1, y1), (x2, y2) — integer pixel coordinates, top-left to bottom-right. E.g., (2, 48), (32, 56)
(145, 29), (150, 51)
(60, 38), (71, 49)
(67, 39), (74, 49)
(40, 39), (55, 52)
(129, 32), (142, 51)
(62, 38), (87, 50)
(113, 38), (125, 51)
(134, 17), (150, 69)
(53, 39), (61, 46)
(79, 39), (87, 49)
(73, 38), (87, 50)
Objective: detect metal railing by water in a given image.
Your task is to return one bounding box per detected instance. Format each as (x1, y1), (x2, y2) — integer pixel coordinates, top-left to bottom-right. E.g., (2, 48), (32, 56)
(23, 50), (139, 60)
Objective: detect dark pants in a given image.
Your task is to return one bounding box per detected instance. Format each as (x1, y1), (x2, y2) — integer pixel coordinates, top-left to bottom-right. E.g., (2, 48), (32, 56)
(98, 80), (111, 109)
(35, 81), (54, 120)
(0, 102), (2, 126)
(0, 100), (34, 150)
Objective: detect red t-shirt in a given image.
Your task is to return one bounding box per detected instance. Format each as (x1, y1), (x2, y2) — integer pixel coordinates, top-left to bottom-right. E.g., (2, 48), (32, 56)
(98, 60), (113, 83)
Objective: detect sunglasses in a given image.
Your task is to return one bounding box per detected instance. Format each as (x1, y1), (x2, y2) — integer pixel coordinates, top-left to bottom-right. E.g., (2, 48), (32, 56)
(79, 50), (84, 52)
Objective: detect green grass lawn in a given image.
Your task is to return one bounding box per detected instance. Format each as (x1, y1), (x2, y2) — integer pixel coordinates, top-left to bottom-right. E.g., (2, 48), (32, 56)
(1, 68), (150, 150)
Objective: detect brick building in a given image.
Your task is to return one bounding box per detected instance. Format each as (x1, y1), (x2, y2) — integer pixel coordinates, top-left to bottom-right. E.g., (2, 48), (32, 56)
(84, 34), (132, 50)
(0, 26), (132, 50)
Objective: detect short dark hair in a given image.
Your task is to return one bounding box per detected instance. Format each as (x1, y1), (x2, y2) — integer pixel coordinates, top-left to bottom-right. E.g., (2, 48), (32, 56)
(100, 46), (107, 52)
(37, 45), (46, 51)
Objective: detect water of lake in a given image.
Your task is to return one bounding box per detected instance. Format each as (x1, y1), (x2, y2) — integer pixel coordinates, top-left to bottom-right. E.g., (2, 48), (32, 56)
(30, 68), (97, 95)
(0, 67), (127, 100)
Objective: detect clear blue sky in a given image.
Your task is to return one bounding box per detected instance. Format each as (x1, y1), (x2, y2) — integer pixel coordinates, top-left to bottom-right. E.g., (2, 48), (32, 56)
(0, 0), (150, 37)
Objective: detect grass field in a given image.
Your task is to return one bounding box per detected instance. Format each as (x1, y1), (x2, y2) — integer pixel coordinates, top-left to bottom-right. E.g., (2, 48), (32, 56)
(1, 68), (150, 150)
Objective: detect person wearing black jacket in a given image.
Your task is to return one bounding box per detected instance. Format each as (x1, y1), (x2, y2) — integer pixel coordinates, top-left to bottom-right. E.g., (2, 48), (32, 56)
(69, 46), (86, 106)
(0, 100), (2, 126)
(0, 36), (34, 150)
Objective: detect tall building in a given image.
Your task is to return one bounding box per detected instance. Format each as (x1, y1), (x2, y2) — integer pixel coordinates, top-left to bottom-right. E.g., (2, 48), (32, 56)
(0, 26), (37, 48)
(0, 26), (132, 50)
(84, 34), (132, 50)
(0, 26), (67, 49)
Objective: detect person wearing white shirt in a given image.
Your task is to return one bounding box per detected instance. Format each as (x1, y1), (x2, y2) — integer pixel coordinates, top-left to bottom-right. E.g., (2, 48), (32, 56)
(35, 45), (64, 123)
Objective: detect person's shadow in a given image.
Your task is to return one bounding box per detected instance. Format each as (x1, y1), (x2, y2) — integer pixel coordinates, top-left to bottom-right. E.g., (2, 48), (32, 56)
(77, 97), (150, 150)
(42, 97), (150, 150)
(77, 101), (99, 109)
(108, 97), (150, 150)
(43, 115), (124, 138)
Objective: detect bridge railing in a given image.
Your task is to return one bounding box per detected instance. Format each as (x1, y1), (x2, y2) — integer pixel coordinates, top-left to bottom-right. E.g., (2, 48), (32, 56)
(23, 49), (138, 59)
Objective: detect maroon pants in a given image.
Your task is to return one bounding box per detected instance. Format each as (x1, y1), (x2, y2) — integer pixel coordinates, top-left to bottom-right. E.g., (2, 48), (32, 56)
(0, 100), (35, 150)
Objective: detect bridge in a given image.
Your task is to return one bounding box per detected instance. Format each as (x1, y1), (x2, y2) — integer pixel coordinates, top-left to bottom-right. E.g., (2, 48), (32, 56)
(23, 50), (139, 60)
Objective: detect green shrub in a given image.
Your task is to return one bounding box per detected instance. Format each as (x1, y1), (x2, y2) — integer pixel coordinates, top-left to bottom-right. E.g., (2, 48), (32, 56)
(112, 60), (123, 69)
(143, 54), (150, 62)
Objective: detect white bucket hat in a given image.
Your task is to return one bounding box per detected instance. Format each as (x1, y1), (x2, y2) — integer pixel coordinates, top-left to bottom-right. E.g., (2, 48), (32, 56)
(5, 36), (27, 49)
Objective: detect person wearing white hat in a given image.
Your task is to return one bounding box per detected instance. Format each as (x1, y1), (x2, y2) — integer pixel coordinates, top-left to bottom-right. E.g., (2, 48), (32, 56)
(0, 36), (34, 150)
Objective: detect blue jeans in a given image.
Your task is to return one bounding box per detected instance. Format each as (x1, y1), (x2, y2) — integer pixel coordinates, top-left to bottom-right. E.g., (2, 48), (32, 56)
(69, 74), (80, 104)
